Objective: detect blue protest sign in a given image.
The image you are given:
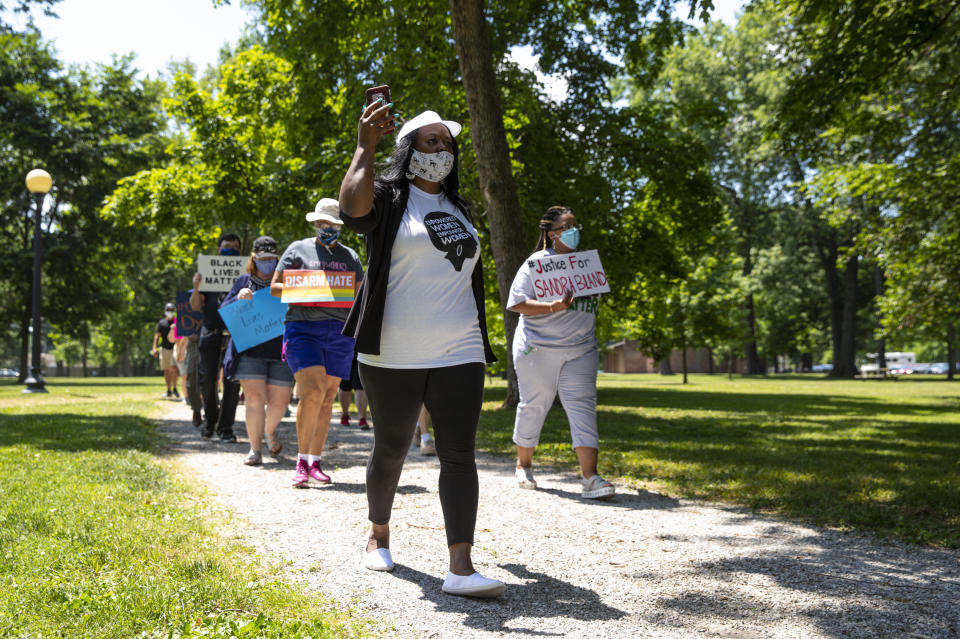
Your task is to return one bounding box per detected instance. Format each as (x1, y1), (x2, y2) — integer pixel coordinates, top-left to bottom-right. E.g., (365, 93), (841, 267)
(217, 287), (288, 352)
(175, 290), (203, 337)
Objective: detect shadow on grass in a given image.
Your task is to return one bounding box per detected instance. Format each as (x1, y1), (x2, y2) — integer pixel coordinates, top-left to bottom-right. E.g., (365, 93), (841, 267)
(390, 562), (625, 634)
(0, 412), (155, 453)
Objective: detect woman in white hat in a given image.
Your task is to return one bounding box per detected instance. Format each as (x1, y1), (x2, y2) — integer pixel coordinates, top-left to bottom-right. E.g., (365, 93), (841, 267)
(270, 199), (364, 487)
(338, 102), (504, 598)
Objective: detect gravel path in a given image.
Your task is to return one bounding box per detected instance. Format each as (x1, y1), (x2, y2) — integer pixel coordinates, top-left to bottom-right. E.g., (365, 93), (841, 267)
(160, 400), (960, 639)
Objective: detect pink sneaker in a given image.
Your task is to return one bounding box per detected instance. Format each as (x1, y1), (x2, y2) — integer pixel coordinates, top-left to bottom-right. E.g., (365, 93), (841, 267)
(358, 417), (370, 430)
(339, 413), (350, 426)
(292, 458), (309, 488)
(309, 460), (331, 484)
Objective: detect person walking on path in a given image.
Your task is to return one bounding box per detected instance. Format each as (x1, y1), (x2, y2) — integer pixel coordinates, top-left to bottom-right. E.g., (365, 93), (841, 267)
(169, 322), (202, 426)
(339, 103), (504, 598)
(190, 233), (242, 443)
(271, 199), (364, 487)
(412, 404), (436, 456)
(152, 302), (180, 399)
(507, 206), (614, 500)
(338, 354), (371, 430)
(220, 236), (292, 466)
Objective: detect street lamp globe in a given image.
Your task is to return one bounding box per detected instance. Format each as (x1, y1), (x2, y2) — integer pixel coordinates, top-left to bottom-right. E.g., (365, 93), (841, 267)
(25, 169), (52, 194)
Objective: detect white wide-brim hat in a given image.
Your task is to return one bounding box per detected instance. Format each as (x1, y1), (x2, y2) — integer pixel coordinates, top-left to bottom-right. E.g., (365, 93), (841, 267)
(397, 110), (462, 141)
(306, 197), (342, 224)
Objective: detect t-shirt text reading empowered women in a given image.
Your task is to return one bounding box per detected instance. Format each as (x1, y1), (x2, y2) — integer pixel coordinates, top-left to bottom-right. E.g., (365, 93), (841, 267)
(358, 184), (484, 369)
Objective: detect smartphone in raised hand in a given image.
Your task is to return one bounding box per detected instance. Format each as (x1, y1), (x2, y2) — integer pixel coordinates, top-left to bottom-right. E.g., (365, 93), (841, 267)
(365, 85), (391, 106)
(365, 85), (395, 133)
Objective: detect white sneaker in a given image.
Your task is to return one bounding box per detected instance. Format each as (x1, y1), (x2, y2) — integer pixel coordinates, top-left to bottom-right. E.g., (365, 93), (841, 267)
(442, 571), (505, 598)
(420, 438), (436, 456)
(362, 547), (395, 572)
(515, 466), (537, 490)
(582, 474), (615, 500)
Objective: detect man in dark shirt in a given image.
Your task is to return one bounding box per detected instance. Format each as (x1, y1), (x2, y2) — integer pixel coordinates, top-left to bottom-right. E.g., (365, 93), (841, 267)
(152, 302), (179, 399)
(190, 233), (242, 442)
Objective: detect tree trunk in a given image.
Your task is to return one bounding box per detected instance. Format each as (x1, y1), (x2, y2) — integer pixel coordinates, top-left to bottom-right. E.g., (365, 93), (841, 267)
(948, 325), (956, 381)
(659, 357), (674, 375)
(449, 0), (530, 407)
(81, 337), (89, 378)
(835, 253), (858, 377)
(681, 342), (688, 384)
(812, 233), (846, 376)
(874, 264), (886, 373)
(120, 339), (131, 377)
(18, 303), (30, 384)
(741, 249), (763, 375)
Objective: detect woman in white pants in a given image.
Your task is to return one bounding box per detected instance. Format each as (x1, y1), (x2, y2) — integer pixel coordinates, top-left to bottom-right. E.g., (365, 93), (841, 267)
(507, 206), (615, 500)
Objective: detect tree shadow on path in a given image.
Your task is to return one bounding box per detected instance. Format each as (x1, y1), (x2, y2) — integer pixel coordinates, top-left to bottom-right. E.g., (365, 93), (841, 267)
(390, 562), (626, 635)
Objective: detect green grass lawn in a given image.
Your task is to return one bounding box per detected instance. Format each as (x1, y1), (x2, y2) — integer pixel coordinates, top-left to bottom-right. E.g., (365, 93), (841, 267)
(0, 378), (368, 639)
(478, 373), (960, 548)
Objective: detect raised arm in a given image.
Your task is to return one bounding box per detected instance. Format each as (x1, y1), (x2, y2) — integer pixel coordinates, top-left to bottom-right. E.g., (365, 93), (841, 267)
(339, 100), (394, 218)
(189, 272), (204, 311)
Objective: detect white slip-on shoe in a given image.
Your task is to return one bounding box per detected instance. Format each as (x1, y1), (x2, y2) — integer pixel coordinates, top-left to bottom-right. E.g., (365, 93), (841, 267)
(362, 547), (395, 572)
(515, 466), (537, 489)
(441, 571), (506, 598)
(582, 474), (616, 500)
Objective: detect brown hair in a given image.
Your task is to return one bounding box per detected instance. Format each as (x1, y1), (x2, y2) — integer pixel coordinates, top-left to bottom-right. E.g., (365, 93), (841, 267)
(245, 254), (257, 275)
(534, 206), (573, 252)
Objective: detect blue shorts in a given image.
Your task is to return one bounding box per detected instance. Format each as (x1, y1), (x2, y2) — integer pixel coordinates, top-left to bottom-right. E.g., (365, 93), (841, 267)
(234, 355), (295, 387)
(283, 320), (354, 379)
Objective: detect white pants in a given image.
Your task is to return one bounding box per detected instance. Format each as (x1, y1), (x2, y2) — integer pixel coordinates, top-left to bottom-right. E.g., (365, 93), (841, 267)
(512, 337), (599, 450)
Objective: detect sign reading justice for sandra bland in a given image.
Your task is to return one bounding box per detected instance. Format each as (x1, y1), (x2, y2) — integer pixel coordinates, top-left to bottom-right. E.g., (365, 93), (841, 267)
(197, 255), (247, 292)
(528, 249), (610, 302)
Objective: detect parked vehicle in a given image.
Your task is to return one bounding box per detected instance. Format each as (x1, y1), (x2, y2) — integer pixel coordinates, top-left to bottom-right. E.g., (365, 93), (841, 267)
(811, 363), (833, 373)
(0, 368), (18, 377)
(928, 363), (949, 374)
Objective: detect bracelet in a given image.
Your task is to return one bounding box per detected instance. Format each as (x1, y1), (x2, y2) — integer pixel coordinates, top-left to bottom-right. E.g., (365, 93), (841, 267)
(548, 301), (556, 313)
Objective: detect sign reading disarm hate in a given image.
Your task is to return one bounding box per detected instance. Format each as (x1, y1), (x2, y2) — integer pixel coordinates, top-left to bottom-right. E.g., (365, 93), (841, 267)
(197, 255), (247, 292)
(528, 249), (610, 302)
(281, 270), (355, 307)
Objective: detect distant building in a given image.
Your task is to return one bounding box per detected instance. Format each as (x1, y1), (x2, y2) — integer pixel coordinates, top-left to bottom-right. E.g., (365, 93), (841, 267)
(604, 341), (747, 374)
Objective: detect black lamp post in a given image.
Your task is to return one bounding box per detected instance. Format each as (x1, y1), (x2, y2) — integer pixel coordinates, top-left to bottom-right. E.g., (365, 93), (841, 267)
(23, 168), (51, 394)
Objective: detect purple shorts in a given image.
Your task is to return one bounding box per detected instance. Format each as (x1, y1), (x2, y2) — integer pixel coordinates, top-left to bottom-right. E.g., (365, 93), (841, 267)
(283, 320), (354, 379)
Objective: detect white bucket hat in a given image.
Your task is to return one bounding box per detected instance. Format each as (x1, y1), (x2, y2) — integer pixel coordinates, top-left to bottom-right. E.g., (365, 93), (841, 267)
(306, 198), (342, 224)
(397, 110), (462, 141)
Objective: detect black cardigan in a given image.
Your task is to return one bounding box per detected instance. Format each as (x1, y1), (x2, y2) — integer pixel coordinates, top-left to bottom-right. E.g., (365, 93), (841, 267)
(340, 182), (496, 364)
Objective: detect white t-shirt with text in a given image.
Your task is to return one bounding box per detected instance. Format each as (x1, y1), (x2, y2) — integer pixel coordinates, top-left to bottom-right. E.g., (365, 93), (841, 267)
(358, 184), (485, 368)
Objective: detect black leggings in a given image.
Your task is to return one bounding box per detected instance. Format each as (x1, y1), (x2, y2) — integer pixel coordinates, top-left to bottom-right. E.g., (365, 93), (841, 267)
(359, 362), (485, 547)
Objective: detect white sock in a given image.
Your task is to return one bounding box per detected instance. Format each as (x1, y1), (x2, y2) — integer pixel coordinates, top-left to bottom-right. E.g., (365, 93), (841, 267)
(421, 433), (432, 444)
(298, 453), (309, 463)
(308, 454), (319, 464)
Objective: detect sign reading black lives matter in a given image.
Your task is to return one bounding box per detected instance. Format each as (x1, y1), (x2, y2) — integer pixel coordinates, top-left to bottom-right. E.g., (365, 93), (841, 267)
(197, 255), (247, 293)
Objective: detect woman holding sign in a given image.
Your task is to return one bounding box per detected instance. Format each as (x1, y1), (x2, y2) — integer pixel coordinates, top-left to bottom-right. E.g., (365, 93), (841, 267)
(507, 206), (615, 500)
(220, 236), (292, 466)
(271, 199), (364, 487)
(339, 103), (503, 599)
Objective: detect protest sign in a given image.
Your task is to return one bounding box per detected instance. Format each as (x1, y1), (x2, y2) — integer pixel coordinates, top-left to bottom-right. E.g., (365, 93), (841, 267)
(175, 290), (203, 337)
(281, 270), (355, 307)
(528, 249), (610, 302)
(217, 287), (288, 352)
(197, 255), (247, 292)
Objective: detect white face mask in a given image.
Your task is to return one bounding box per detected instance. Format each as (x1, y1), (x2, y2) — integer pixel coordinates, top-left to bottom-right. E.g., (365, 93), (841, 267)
(406, 149), (454, 183)
(165, 311), (175, 320)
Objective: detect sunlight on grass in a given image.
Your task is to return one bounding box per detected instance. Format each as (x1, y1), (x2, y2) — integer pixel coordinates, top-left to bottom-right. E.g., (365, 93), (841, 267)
(0, 378), (369, 639)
